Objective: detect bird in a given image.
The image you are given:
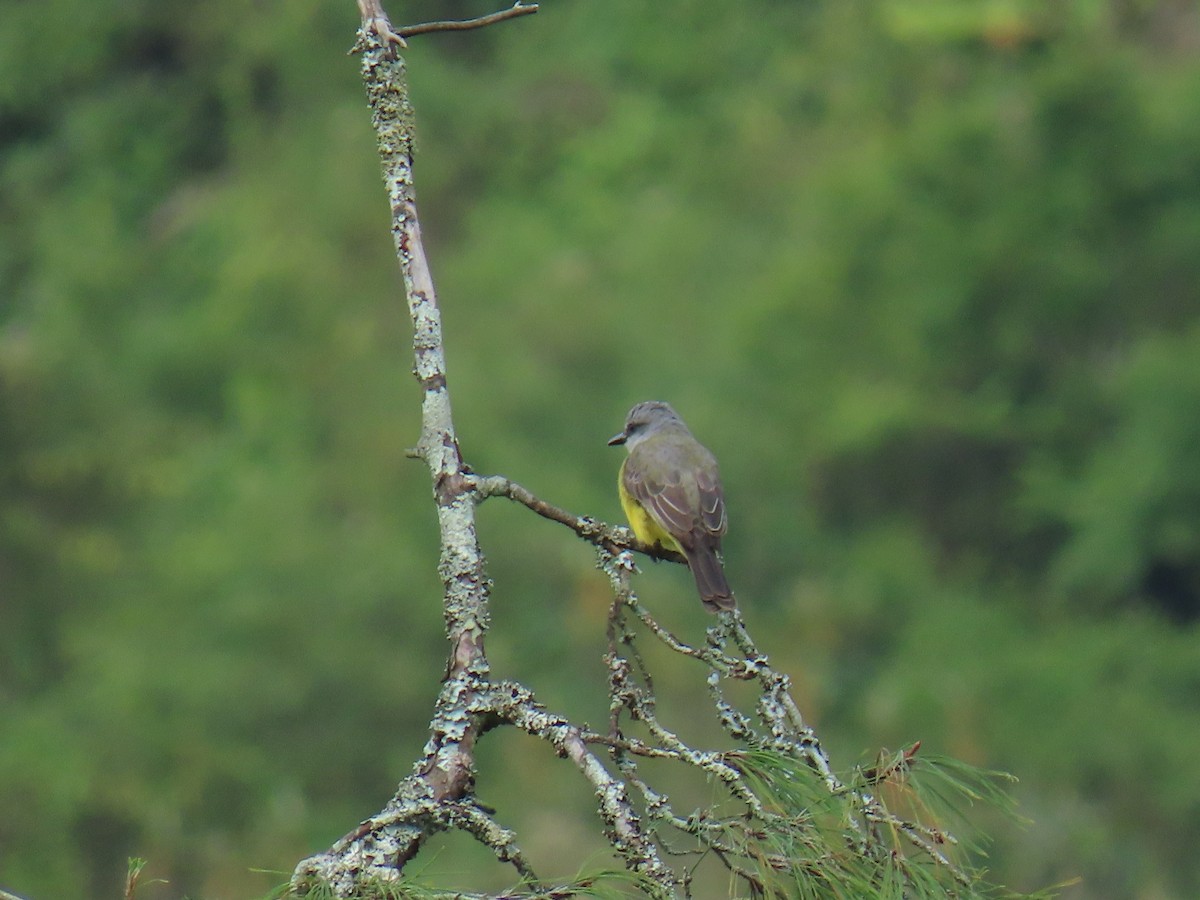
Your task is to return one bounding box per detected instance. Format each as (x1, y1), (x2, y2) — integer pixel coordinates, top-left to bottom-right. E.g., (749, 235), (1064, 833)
(608, 401), (735, 612)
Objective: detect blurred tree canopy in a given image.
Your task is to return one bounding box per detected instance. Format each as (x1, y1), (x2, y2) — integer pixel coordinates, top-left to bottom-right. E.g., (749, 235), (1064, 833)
(1, 1), (1198, 898)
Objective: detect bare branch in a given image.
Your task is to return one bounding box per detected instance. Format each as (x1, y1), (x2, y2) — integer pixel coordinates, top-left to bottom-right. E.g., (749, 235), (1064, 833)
(293, 15), (511, 896)
(400, 3), (540, 38)
(291, 7), (1011, 898)
(473, 474), (688, 565)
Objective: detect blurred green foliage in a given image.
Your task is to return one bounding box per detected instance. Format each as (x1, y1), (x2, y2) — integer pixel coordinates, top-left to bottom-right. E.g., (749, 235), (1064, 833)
(2, 0), (1198, 897)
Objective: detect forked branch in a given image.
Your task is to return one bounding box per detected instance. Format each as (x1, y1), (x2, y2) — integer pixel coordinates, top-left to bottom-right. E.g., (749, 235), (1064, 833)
(355, 0), (538, 49)
(290, 5), (1016, 898)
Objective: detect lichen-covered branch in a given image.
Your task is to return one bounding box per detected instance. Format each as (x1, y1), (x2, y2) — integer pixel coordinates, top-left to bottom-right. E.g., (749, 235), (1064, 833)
(290, 5), (1021, 898)
(595, 545), (981, 894)
(291, 5), (525, 895)
(292, 6), (672, 897)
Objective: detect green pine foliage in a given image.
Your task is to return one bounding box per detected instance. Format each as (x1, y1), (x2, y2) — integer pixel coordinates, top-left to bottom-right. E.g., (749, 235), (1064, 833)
(2, 0), (1199, 897)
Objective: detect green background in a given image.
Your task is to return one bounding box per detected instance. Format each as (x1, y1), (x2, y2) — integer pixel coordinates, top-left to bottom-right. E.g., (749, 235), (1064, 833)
(2, 0), (1199, 897)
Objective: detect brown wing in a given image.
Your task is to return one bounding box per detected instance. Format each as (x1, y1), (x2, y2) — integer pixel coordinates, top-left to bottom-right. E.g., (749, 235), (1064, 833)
(624, 447), (735, 611)
(624, 456), (727, 549)
(694, 466), (728, 539)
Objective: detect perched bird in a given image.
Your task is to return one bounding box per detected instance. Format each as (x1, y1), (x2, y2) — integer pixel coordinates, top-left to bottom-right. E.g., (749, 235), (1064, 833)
(608, 401), (735, 612)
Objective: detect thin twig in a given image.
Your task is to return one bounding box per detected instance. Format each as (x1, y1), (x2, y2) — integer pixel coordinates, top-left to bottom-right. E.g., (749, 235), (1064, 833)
(447, 801), (542, 886)
(474, 474), (687, 565)
(860, 741), (922, 786)
(582, 731), (686, 761)
(399, 3), (539, 38)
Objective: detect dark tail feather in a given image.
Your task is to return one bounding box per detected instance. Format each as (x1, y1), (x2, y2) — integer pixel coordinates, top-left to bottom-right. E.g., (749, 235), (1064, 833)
(683, 543), (736, 612)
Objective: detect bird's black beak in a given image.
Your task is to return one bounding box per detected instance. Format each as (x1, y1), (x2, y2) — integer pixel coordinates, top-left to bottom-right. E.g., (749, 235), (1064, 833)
(607, 430), (627, 447)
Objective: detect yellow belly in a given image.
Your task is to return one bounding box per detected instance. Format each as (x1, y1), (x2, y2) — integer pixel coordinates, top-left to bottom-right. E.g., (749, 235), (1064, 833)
(618, 468), (681, 553)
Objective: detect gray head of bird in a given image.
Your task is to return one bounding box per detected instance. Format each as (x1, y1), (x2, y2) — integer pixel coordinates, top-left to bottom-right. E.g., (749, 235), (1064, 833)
(607, 401), (687, 451)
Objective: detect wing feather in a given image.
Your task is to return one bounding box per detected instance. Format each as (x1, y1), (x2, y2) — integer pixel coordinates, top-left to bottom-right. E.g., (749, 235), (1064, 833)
(624, 455), (727, 547)
(695, 468), (727, 536)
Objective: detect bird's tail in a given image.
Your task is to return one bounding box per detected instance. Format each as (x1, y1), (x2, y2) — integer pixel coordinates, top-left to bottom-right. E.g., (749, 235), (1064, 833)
(684, 543), (736, 612)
